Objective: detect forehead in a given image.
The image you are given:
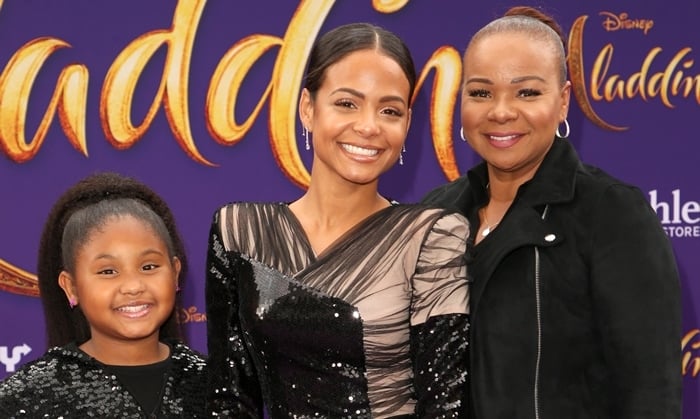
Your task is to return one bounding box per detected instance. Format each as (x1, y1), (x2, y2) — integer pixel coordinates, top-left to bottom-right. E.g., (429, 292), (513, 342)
(321, 49), (409, 93)
(465, 32), (558, 76)
(83, 215), (163, 245)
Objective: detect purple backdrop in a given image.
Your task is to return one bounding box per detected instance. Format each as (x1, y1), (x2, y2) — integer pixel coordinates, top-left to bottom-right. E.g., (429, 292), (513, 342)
(1, 1), (697, 415)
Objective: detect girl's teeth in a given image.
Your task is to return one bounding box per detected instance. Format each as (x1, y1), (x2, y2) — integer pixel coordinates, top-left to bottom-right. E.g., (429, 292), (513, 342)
(118, 305), (148, 313)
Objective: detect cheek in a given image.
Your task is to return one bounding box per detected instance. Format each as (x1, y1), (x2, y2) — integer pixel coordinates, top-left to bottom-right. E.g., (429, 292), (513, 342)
(460, 106), (481, 131)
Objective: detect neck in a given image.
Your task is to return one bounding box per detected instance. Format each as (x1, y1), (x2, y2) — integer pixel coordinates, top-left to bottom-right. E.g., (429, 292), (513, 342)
(294, 185), (388, 228)
(288, 179), (389, 255)
(80, 335), (168, 366)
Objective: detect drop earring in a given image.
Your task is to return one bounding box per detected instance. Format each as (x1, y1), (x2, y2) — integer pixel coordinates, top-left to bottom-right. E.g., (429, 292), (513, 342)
(303, 126), (310, 150)
(399, 145), (406, 166)
(68, 297), (77, 309)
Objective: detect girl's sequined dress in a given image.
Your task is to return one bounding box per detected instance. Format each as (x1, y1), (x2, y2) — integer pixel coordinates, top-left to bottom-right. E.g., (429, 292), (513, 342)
(206, 203), (470, 418)
(0, 340), (207, 418)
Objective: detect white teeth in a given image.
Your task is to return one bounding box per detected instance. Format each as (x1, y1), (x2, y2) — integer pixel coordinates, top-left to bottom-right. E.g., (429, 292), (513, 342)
(342, 143), (378, 156)
(117, 305), (148, 313)
(490, 135), (517, 141)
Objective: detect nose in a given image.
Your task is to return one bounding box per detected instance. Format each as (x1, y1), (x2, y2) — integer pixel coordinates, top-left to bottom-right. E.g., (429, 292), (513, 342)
(353, 110), (380, 137)
(487, 97), (517, 123)
(120, 274), (146, 295)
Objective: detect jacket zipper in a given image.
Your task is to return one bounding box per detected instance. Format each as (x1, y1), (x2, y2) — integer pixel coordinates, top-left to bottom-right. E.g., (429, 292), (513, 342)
(534, 205), (549, 419)
(534, 248), (542, 419)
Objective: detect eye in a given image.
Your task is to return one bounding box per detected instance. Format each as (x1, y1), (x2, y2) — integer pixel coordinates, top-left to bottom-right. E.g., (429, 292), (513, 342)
(518, 88), (542, 98)
(467, 89), (490, 99)
(142, 263), (160, 272)
(97, 268), (117, 276)
(380, 107), (404, 117)
(335, 99), (357, 109)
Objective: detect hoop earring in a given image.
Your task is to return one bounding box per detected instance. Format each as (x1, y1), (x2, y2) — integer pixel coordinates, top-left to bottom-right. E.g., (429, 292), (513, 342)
(460, 127), (467, 142)
(556, 118), (570, 139)
(303, 126), (311, 150)
(399, 145), (406, 166)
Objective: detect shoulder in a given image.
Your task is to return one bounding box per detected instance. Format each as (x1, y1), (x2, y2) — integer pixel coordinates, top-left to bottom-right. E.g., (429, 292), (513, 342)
(421, 175), (471, 209)
(166, 342), (207, 397)
(575, 163), (649, 211)
(170, 341), (207, 368)
(0, 346), (91, 401)
(390, 204), (470, 241)
(213, 201), (285, 219)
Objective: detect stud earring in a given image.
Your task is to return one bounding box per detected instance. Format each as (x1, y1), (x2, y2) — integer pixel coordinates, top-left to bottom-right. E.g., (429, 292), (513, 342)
(556, 118), (570, 139)
(68, 297), (77, 309)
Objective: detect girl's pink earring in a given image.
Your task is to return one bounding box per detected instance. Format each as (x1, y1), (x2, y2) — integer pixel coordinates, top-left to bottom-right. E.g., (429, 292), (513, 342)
(176, 284), (181, 292)
(68, 297), (77, 309)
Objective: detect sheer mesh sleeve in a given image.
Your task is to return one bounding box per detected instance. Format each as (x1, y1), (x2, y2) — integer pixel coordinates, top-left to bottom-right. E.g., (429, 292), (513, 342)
(410, 212), (470, 416)
(205, 209), (263, 418)
(411, 212), (470, 324)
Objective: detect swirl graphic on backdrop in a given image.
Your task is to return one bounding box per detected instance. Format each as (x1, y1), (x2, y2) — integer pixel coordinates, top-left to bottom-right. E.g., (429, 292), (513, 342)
(0, 260), (38, 297)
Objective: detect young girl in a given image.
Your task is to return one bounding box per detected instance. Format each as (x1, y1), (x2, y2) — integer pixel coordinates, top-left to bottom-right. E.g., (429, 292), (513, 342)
(0, 172), (207, 417)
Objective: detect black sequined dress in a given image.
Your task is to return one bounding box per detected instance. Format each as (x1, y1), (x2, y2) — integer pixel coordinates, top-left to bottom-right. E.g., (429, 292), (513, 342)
(205, 203), (470, 418)
(0, 340), (207, 418)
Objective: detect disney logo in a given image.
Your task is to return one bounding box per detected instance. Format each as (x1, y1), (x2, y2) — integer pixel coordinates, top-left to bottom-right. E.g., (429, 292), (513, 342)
(599, 11), (654, 34)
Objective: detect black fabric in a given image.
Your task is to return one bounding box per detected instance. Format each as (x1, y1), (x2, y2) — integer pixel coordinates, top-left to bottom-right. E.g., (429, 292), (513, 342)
(0, 340), (207, 418)
(104, 356), (171, 415)
(205, 202), (470, 418)
(422, 138), (682, 419)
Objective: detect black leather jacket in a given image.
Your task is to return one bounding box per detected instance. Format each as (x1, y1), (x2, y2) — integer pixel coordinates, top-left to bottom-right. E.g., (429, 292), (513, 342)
(423, 138), (681, 419)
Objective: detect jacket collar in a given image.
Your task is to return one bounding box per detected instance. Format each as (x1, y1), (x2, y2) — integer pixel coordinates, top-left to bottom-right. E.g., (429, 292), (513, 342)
(466, 137), (581, 208)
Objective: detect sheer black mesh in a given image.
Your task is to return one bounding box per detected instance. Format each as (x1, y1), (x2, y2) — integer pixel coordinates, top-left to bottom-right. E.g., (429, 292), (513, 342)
(206, 202), (470, 418)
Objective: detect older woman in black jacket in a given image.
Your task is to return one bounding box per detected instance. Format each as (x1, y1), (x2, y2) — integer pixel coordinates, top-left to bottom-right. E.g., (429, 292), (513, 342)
(423, 6), (681, 419)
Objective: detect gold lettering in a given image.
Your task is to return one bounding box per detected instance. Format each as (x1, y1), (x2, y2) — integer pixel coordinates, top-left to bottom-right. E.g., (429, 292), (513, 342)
(0, 38), (88, 162)
(206, 35), (280, 146)
(568, 15), (627, 131)
(417, 46), (462, 181)
(0, 259), (38, 297)
(590, 44), (613, 101)
(372, 0), (409, 13)
(590, 46), (698, 109)
(672, 60), (700, 98)
(624, 48), (660, 101)
(100, 0), (211, 164)
(267, 0), (335, 188)
(682, 329), (700, 377)
(599, 11), (654, 35)
(179, 306), (207, 323)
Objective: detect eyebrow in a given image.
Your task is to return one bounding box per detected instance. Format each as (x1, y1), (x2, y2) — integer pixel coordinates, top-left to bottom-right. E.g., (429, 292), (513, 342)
(331, 87), (407, 106)
(92, 248), (166, 261)
(465, 75), (546, 85)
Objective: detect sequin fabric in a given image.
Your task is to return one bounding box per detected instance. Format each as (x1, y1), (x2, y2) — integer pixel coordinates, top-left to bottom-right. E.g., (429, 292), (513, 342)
(0, 340), (207, 418)
(205, 203), (471, 418)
